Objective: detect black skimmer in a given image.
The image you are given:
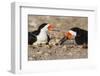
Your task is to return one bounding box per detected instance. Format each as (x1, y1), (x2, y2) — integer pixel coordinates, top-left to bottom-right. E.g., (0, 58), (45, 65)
(28, 23), (54, 45)
(59, 27), (88, 47)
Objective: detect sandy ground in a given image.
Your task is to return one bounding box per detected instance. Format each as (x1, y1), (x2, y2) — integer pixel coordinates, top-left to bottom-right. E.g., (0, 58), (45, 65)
(28, 15), (88, 61)
(28, 44), (88, 60)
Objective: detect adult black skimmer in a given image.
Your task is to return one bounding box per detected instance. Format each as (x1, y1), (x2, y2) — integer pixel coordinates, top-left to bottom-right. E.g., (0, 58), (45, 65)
(59, 27), (88, 46)
(28, 23), (54, 45)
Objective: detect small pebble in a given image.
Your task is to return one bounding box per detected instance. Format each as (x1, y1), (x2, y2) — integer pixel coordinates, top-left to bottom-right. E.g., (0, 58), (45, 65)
(32, 54), (36, 57)
(44, 53), (49, 56)
(67, 52), (73, 56)
(46, 45), (52, 49)
(36, 51), (43, 55)
(62, 45), (67, 49)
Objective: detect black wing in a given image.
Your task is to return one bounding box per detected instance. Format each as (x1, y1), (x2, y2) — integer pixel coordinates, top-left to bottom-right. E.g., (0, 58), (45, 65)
(28, 32), (37, 45)
(46, 34), (50, 45)
(31, 30), (40, 35)
(75, 30), (88, 45)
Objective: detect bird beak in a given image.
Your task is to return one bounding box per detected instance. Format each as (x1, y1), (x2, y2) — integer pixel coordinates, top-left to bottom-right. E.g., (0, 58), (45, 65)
(65, 32), (72, 40)
(48, 24), (54, 31)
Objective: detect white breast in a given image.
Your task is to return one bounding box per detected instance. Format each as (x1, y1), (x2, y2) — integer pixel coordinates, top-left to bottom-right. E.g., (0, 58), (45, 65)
(33, 30), (48, 45)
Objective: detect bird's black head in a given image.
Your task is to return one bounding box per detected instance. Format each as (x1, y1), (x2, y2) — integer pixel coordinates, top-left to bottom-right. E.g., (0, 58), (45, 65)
(38, 23), (48, 31)
(70, 27), (81, 33)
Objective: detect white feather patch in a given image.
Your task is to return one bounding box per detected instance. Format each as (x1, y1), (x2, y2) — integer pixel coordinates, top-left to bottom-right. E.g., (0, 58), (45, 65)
(69, 30), (77, 37)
